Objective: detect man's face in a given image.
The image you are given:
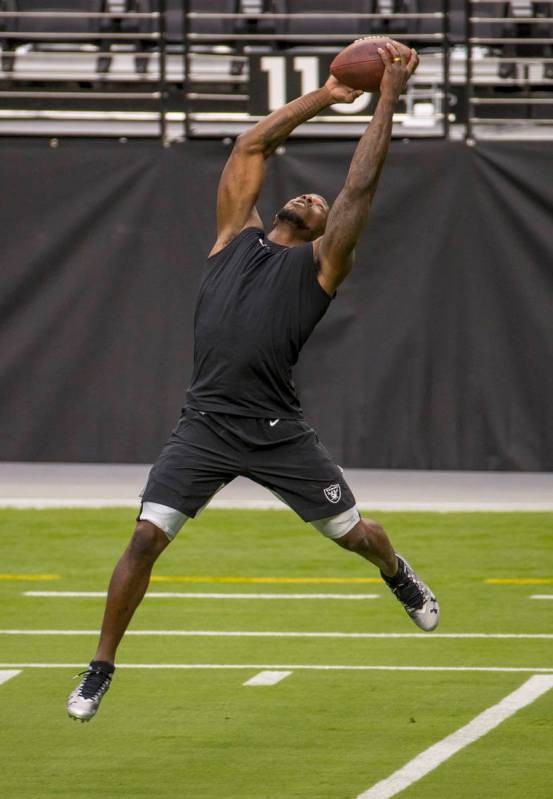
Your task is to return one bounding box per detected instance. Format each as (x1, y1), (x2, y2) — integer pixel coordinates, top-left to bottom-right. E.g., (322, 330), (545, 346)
(276, 194), (330, 239)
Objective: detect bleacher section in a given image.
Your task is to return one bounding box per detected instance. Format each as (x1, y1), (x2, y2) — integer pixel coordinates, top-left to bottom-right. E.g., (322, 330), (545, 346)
(0, 0), (551, 139)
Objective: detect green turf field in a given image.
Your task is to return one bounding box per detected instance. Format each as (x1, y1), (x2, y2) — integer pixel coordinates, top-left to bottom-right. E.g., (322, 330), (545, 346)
(1, 508), (552, 799)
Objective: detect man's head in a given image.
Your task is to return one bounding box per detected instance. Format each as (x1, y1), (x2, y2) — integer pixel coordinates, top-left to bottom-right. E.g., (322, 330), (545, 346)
(273, 194), (329, 241)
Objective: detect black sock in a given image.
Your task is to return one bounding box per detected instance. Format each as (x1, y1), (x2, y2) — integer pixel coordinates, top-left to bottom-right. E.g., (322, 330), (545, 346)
(381, 557), (404, 587)
(89, 660), (115, 674)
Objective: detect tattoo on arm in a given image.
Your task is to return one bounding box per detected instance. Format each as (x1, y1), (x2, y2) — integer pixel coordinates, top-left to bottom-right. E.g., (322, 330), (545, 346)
(319, 93), (398, 287)
(246, 87), (332, 156)
(344, 94), (396, 197)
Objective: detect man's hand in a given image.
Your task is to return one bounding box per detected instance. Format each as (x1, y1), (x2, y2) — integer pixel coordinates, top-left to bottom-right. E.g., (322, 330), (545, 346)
(377, 41), (419, 101)
(324, 75), (364, 104)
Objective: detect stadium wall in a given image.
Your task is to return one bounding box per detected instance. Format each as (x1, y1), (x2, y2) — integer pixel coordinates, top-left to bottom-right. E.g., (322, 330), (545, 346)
(1, 139), (552, 470)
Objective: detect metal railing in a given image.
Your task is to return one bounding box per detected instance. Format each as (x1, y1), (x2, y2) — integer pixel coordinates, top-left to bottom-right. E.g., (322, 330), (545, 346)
(466, 0), (553, 137)
(0, 2), (550, 140)
(0, 2), (173, 141)
(182, 2), (449, 139)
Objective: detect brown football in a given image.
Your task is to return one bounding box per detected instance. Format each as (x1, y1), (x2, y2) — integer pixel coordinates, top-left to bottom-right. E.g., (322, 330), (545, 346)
(330, 37), (411, 92)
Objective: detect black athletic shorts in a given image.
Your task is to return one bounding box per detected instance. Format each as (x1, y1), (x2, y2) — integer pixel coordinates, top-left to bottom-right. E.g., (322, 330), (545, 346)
(141, 408), (356, 522)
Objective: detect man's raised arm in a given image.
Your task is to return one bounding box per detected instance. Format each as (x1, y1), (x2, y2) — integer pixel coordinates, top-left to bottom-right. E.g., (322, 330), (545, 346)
(316, 43), (419, 295)
(210, 81), (362, 257)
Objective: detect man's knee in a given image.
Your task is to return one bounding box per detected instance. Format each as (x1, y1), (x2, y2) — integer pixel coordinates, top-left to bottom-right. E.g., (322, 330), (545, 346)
(128, 520), (170, 562)
(336, 518), (384, 553)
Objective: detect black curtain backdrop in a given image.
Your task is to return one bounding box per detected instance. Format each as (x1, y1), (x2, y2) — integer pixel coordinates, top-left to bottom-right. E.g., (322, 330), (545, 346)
(1, 139), (552, 469)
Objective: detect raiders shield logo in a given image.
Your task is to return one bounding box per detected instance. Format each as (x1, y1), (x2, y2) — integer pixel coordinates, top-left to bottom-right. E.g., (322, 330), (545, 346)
(324, 483), (341, 504)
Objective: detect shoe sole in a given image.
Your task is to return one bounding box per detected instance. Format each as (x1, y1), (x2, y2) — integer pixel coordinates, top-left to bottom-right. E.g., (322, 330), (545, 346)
(68, 712), (91, 722)
(68, 713), (92, 722)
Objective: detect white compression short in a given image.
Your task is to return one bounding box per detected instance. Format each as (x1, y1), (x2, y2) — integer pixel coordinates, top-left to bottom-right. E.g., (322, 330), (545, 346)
(139, 501), (360, 542)
(139, 501), (188, 540)
(310, 505), (360, 540)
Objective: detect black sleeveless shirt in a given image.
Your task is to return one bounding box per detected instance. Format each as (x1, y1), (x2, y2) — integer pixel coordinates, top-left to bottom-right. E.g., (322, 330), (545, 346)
(185, 227), (333, 418)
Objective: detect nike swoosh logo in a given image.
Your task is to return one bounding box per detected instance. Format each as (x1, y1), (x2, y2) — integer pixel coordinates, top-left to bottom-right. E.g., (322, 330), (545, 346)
(269, 419), (280, 427)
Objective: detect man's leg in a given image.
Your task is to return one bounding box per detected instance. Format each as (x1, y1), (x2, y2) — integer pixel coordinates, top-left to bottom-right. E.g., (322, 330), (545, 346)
(329, 514), (439, 631)
(334, 516), (398, 577)
(246, 418), (438, 630)
(94, 520), (170, 665)
(67, 409), (241, 722)
(66, 519), (172, 722)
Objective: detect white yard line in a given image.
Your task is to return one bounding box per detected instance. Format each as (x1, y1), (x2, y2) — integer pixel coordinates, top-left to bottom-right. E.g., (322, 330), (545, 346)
(1, 629), (552, 639)
(243, 670), (292, 686)
(354, 675), (553, 799)
(22, 591), (380, 600)
(0, 663), (552, 673)
(530, 594), (553, 600)
(0, 670), (21, 686)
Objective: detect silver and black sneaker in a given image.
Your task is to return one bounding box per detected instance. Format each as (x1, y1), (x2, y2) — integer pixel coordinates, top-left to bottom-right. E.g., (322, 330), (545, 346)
(381, 555), (440, 631)
(67, 660), (115, 722)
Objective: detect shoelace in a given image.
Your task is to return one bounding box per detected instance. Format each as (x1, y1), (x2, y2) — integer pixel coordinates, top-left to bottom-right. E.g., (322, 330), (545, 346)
(391, 580), (425, 612)
(390, 564), (426, 612)
(73, 668), (111, 700)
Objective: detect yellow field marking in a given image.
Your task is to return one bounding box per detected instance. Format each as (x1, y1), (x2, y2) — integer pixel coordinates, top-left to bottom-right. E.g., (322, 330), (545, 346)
(485, 578), (553, 585)
(150, 576), (383, 584)
(0, 574), (59, 581)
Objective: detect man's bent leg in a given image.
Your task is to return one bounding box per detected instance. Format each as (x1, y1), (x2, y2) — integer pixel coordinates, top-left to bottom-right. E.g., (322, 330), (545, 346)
(315, 512), (439, 632)
(245, 418), (438, 630)
(334, 517), (398, 577)
(94, 520), (170, 665)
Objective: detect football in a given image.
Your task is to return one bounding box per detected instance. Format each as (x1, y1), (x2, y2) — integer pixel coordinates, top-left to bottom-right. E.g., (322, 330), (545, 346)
(330, 36), (411, 92)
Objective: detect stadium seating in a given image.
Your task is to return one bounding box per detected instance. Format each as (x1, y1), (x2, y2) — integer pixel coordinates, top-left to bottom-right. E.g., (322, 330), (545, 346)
(448, 0), (466, 44)
(186, 0), (242, 38)
(470, 1), (553, 82)
(1, 0), (105, 34)
(0, 1), (108, 72)
(0, 0), (549, 138)
(498, 2), (553, 79)
(273, 1), (376, 39)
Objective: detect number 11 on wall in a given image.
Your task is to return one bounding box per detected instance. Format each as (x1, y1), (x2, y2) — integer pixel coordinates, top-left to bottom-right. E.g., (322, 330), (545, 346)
(259, 55), (370, 114)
